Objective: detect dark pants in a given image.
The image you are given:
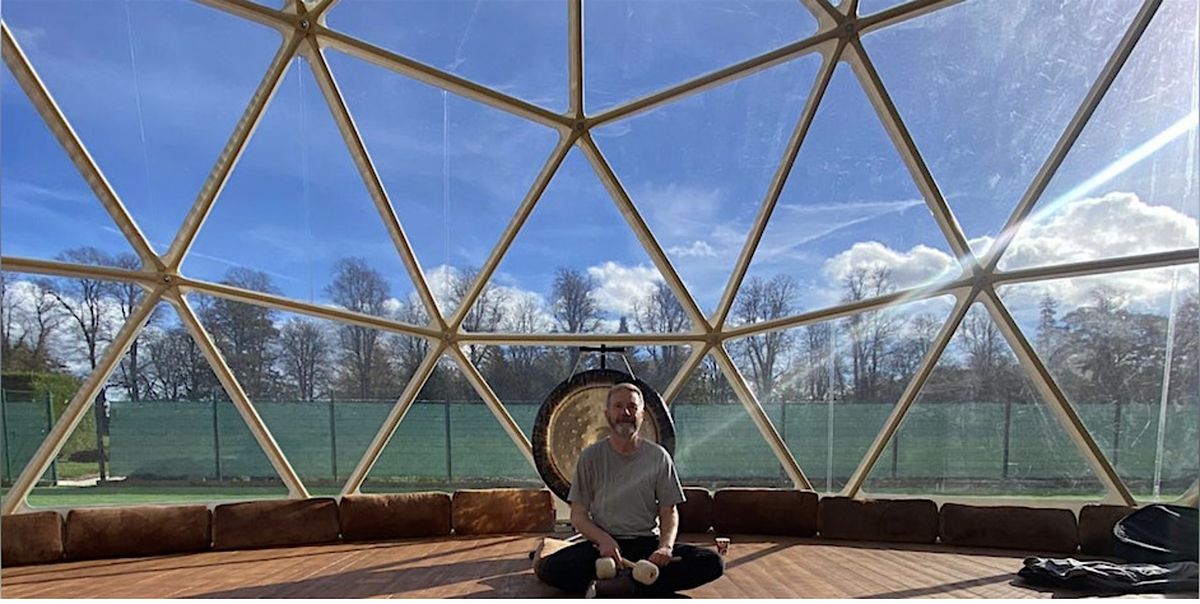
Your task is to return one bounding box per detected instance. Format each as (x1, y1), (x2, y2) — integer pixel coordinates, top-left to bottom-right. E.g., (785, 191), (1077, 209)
(539, 536), (724, 596)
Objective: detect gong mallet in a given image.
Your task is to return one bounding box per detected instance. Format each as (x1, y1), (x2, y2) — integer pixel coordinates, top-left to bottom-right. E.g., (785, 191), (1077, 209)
(595, 555), (682, 585)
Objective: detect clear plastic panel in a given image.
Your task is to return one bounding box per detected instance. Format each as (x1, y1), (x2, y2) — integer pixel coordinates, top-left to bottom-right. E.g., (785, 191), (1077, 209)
(999, 0), (1199, 270)
(188, 293), (426, 494)
(726, 295), (956, 492)
(595, 54), (822, 316)
(863, 303), (1106, 498)
(585, 0), (816, 112)
(1, 69), (136, 264)
(467, 148), (692, 334)
(735, 63), (958, 323)
(2, 0), (282, 252)
(998, 266), (1200, 501)
(20, 301), (288, 508)
(327, 0), (567, 111)
(861, 0), (1143, 255)
(187, 59), (416, 320)
(362, 354), (540, 492)
(670, 354), (790, 489)
(326, 49), (561, 317)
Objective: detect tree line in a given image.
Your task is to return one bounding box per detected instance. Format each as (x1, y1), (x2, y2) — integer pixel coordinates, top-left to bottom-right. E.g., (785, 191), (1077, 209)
(4, 247), (1197, 416)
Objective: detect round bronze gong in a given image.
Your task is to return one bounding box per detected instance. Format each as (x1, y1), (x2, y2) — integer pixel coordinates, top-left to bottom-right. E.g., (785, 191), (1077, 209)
(531, 369), (676, 502)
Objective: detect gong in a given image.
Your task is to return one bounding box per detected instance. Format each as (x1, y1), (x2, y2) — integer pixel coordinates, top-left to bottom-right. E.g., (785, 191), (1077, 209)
(531, 369), (676, 502)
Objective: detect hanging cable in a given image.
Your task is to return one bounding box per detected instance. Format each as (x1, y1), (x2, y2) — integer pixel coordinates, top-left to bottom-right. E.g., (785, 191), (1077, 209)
(298, 60), (314, 304)
(124, 1), (154, 244)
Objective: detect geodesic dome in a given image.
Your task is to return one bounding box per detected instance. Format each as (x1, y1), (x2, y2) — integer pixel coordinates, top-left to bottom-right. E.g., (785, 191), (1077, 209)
(1, 0), (1196, 517)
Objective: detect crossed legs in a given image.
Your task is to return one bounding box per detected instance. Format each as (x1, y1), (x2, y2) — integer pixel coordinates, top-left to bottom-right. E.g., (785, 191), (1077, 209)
(537, 536), (724, 596)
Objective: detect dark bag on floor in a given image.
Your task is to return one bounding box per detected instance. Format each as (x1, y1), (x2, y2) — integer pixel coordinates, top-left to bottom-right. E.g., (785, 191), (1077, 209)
(1018, 557), (1198, 594)
(1114, 504), (1198, 564)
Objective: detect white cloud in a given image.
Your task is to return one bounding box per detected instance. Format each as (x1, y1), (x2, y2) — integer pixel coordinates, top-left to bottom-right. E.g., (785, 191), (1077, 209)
(822, 241), (961, 291)
(999, 191), (1198, 270)
(633, 183), (727, 244)
(667, 240), (717, 258)
(586, 261), (663, 318)
(810, 192), (1198, 322)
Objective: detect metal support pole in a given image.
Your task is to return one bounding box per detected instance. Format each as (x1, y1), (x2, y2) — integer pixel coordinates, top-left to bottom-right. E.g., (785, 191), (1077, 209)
(46, 392), (57, 485)
(444, 398), (453, 483)
(212, 396), (223, 482)
(1, 389), (10, 484)
(329, 398), (338, 483)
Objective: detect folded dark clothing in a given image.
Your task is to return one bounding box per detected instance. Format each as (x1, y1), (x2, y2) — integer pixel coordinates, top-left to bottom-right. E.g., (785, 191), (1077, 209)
(1018, 556), (1198, 595)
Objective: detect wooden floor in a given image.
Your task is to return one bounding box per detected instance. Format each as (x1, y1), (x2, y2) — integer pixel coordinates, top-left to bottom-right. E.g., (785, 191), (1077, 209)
(0, 534), (1097, 598)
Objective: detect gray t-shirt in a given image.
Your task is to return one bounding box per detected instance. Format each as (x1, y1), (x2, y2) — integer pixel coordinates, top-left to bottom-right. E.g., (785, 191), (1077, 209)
(568, 438), (685, 538)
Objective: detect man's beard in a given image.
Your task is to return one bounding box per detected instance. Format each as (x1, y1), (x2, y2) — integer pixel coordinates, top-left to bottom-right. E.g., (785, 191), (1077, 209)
(610, 418), (639, 439)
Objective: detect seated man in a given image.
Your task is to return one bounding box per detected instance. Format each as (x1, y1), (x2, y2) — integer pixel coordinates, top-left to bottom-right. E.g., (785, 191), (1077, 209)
(538, 383), (724, 596)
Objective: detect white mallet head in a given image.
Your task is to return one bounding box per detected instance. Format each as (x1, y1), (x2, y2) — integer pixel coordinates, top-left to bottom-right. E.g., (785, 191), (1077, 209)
(632, 560), (660, 585)
(595, 557), (617, 580)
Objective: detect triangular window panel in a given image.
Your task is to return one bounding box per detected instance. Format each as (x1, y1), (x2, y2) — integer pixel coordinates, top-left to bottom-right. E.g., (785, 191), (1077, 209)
(584, 0), (816, 113)
(23, 301), (288, 509)
(998, 1), (1199, 271)
(187, 59), (418, 322)
(362, 354), (540, 493)
(189, 294), (426, 491)
(465, 149), (692, 334)
(670, 354), (791, 489)
(998, 266), (1200, 501)
(860, 0), (1142, 250)
(3, 1), (282, 253)
(735, 64), (958, 324)
(326, 50), (560, 317)
(1, 69), (137, 265)
(863, 303), (1105, 498)
(327, 0), (568, 112)
(595, 54), (822, 318)
(726, 294), (956, 493)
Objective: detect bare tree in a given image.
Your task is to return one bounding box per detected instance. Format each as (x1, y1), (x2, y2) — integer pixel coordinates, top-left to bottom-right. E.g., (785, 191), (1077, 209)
(552, 267), (602, 333)
(278, 318), (329, 401)
(803, 321), (834, 401)
(552, 267), (603, 371)
(452, 266), (507, 366)
(2, 275), (65, 372)
(633, 281), (689, 387)
(200, 268), (280, 400)
(110, 253), (158, 402)
(145, 326), (217, 401)
(841, 267), (897, 402)
(731, 275), (798, 402)
(49, 247), (119, 481)
(328, 258), (391, 400)
(958, 305), (1008, 401)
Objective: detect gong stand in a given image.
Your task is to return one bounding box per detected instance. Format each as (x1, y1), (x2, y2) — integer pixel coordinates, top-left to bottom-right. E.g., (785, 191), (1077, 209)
(569, 344), (636, 378)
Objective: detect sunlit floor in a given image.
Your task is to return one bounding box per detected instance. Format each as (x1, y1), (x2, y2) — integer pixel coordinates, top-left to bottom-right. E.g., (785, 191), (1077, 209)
(0, 533), (1122, 599)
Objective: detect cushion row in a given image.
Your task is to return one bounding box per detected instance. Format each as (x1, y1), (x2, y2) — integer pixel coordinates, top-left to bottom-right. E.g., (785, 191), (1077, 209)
(0, 489), (1132, 566)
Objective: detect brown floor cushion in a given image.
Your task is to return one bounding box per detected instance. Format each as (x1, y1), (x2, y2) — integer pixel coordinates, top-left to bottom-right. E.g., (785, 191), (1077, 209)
(1078, 504), (1136, 557)
(213, 498), (340, 550)
(819, 496), (938, 543)
(678, 487), (713, 533)
(2, 511), (63, 566)
(712, 488), (818, 537)
(340, 492), (451, 541)
(452, 489), (554, 535)
(64, 504), (211, 560)
(940, 503), (1078, 553)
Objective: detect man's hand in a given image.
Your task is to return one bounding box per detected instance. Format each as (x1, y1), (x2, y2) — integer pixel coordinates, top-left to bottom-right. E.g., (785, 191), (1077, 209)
(649, 545), (674, 567)
(597, 535), (622, 562)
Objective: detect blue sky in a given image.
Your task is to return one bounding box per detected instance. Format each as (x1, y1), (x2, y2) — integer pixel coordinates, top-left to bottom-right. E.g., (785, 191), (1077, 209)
(2, 0), (1197, 332)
